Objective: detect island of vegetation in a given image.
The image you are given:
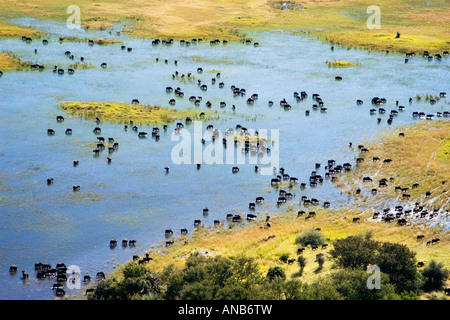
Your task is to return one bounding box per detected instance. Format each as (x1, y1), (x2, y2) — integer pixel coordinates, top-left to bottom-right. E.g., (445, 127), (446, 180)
(58, 101), (219, 125)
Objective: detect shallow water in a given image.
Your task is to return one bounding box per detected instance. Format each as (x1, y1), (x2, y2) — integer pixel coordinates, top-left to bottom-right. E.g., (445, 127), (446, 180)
(0, 18), (449, 299)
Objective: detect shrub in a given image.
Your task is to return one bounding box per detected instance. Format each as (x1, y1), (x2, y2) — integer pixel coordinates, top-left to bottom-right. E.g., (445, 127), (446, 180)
(421, 260), (450, 292)
(295, 229), (326, 247)
(375, 242), (421, 294)
(325, 269), (399, 300)
(267, 266), (286, 282)
(316, 254), (325, 270)
(330, 233), (380, 269)
(279, 253), (290, 263)
(399, 291), (420, 300)
(91, 262), (162, 300)
(330, 233), (421, 294)
(163, 255), (265, 300)
(297, 256), (306, 276)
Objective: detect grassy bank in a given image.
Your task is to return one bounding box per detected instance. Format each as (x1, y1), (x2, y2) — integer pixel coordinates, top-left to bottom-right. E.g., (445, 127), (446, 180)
(139, 207), (449, 280)
(0, 0), (448, 53)
(58, 101), (218, 125)
(337, 120), (450, 211)
(0, 51), (32, 71)
(0, 18), (42, 38)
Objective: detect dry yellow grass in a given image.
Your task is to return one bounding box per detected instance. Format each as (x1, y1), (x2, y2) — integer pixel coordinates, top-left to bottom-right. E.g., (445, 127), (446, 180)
(338, 120), (450, 210)
(0, 51), (32, 71)
(0, 18), (42, 38)
(0, 0), (448, 52)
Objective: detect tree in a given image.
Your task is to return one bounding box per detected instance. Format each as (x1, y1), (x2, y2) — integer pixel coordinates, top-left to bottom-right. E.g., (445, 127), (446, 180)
(91, 262), (162, 300)
(316, 253), (325, 270)
(297, 256), (306, 276)
(162, 255), (266, 300)
(295, 229), (326, 247)
(330, 233), (380, 269)
(267, 266), (286, 282)
(421, 260), (450, 292)
(399, 291), (420, 300)
(279, 253), (289, 263)
(326, 269), (399, 300)
(262, 278), (311, 300)
(375, 242), (421, 294)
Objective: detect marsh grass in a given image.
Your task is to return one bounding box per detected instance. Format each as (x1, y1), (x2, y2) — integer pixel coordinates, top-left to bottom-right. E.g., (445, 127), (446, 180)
(58, 101), (218, 125)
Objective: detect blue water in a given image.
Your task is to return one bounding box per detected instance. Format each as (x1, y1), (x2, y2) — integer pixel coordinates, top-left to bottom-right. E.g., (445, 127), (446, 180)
(0, 18), (449, 299)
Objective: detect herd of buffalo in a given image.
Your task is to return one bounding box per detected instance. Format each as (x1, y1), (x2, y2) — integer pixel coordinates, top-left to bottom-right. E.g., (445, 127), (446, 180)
(4, 30), (449, 299)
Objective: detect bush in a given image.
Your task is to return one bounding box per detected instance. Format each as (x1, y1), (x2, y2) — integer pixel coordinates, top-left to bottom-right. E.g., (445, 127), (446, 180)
(399, 291), (420, 300)
(376, 242), (421, 294)
(330, 233), (421, 294)
(325, 269), (399, 300)
(267, 266), (286, 282)
(316, 254), (325, 269)
(279, 253), (290, 263)
(421, 260), (450, 292)
(295, 229), (326, 247)
(330, 233), (380, 269)
(163, 255), (266, 300)
(297, 256), (306, 276)
(91, 262), (162, 300)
